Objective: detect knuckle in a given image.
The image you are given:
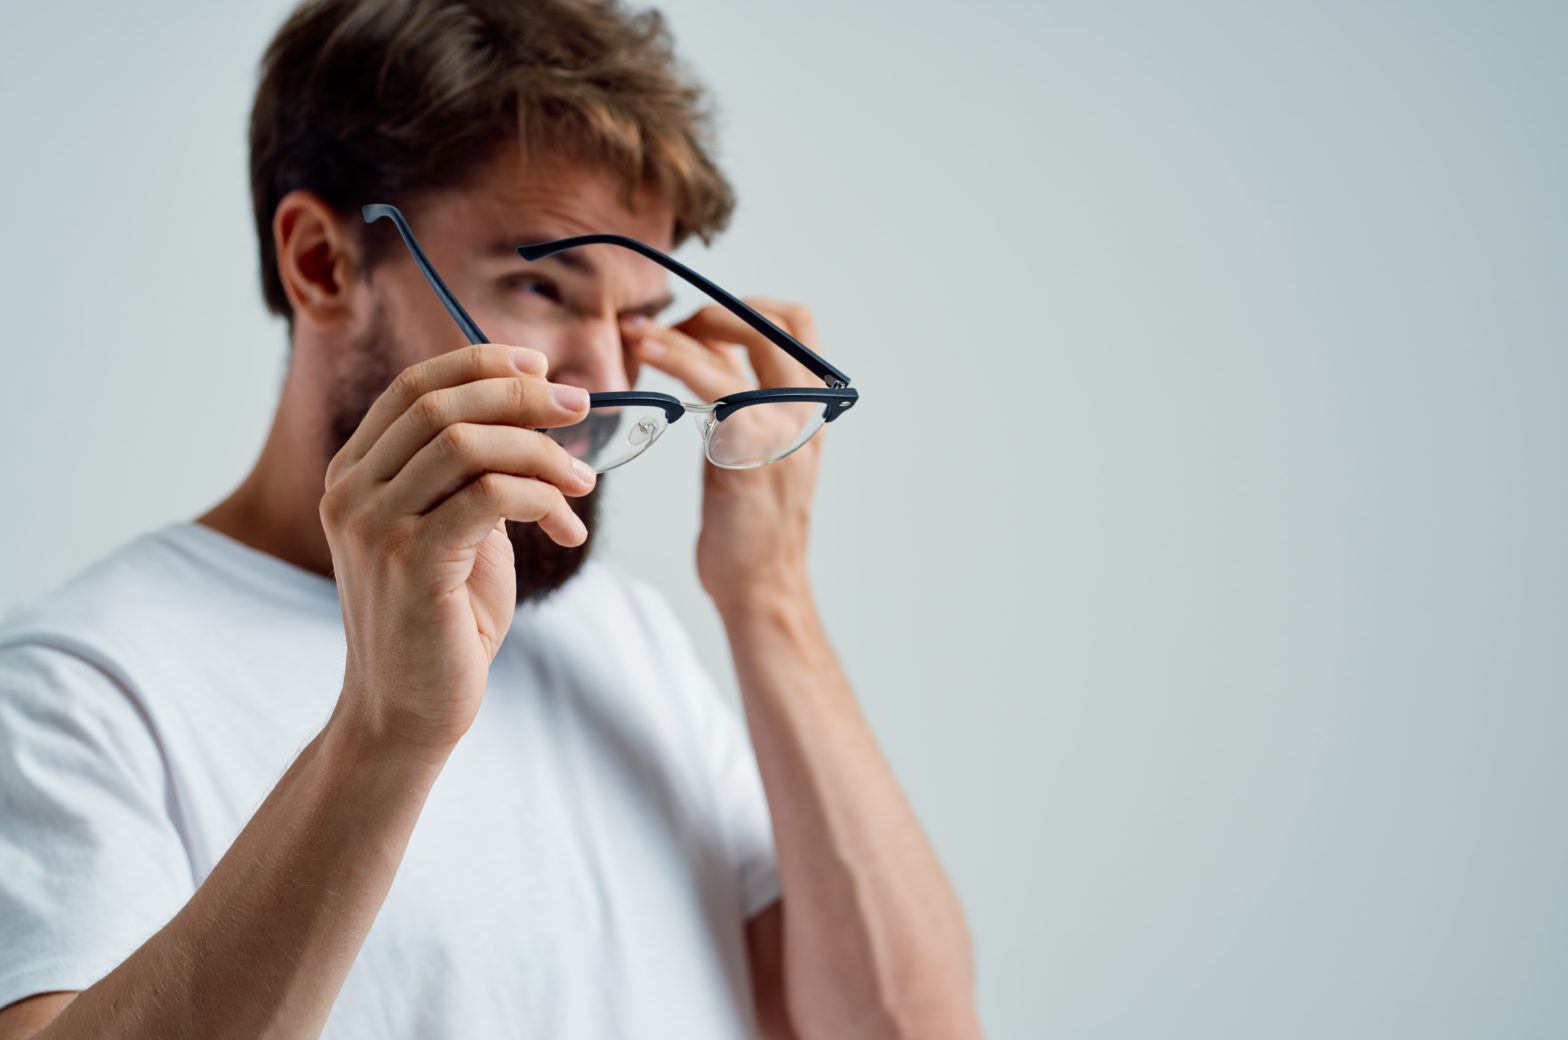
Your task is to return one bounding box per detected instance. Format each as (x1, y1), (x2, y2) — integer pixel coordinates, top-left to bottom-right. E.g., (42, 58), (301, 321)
(438, 421), (478, 461)
(508, 375), (532, 413)
(411, 388), (450, 430)
(318, 487), (342, 527)
(320, 484), (364, 534)
(389, 366), (423, 403)
(471, 470), (508, 506)
(467, 342), (490, 372)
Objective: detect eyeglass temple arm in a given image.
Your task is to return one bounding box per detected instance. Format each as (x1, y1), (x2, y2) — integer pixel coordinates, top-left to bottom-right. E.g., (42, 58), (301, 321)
(518, 235), (852, 389)
(362, 204), (490, 345)
(363, 205), (853, 390)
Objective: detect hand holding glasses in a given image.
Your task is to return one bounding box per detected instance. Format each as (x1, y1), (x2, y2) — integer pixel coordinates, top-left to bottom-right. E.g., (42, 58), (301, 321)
(362, 204), (859, 474)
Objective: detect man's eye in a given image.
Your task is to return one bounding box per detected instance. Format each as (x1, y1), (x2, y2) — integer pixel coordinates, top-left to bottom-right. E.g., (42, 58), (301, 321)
(506, 277), (559, 302)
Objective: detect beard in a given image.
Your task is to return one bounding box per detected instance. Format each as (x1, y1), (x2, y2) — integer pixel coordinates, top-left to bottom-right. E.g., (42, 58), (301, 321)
(323, 304), (598, 606)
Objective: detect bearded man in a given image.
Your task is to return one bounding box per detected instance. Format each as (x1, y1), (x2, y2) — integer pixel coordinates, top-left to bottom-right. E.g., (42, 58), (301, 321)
(0, 2), (979, 1037)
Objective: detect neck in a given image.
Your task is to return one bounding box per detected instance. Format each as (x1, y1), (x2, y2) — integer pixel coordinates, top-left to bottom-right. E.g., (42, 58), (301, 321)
(196, 359), (335, 578)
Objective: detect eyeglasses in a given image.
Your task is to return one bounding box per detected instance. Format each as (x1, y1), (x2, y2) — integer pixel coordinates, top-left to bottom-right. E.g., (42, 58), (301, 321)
(362, 203), (860, 474)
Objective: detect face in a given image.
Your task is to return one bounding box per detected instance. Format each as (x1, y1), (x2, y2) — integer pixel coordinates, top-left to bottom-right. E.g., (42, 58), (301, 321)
(322, 143), (678, 605)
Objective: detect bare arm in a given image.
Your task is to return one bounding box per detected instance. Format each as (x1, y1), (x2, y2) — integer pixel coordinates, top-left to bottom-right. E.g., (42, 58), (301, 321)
(728, 585), (981, 1040)
(0, 342), (595, 1039)
(6, 710), (444, 1040)
(631, 303), (981, 1038)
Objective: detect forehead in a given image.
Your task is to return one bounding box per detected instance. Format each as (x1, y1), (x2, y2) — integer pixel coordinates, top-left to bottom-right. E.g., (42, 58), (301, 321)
(429, 143), (678, 263)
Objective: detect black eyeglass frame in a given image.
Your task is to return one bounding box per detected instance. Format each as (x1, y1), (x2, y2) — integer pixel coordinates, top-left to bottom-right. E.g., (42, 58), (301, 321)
(361, 203), (860, 435)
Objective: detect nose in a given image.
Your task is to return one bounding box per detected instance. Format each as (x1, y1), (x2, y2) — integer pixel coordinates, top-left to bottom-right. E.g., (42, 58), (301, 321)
(545, 316), (632, 394)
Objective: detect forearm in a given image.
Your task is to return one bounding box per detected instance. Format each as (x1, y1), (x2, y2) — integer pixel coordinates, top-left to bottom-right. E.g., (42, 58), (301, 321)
(32, 701), (446, 1040)
(721, 583), (981, 1039)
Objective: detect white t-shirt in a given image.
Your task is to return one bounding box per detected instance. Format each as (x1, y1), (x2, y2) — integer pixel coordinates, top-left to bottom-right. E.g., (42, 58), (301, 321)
(0, 521), (780, 1037)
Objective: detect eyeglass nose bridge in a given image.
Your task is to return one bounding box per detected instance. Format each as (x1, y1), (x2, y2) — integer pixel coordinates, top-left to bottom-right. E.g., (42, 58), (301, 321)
(679, 400), (720, 442)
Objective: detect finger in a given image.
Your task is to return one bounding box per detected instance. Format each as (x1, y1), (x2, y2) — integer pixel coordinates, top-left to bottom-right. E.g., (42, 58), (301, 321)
(633, 321), (753, 402)
(358, 373), (591, 486)
(625, 312), (746, 384)
(383, 421), (595, 517)
(743, 304), (819, 387)
(670, 302), (817, 388)
(423, 470), (587, 552)
(328, 342), (555, 480)
(743, 297), (820, 350)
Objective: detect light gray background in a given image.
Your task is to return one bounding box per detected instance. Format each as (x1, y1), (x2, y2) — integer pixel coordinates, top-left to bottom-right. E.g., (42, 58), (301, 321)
(2, 0), (1564, 1036)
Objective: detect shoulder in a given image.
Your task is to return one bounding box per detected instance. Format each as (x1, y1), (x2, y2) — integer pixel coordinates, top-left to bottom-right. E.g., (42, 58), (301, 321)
(1, 520), (337, 687)
(0, 525), (189, 674)
(0, 521), (270, 723)
(0, 535), (179, 793)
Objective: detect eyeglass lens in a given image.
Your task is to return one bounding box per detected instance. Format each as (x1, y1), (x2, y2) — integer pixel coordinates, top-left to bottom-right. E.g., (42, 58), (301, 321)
(704, 400), (828, 469)
(541, 401), (830, 474)
(541, 405), (667, 473)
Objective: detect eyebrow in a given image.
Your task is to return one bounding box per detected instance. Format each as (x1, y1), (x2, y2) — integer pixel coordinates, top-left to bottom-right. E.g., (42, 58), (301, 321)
(625, 292), (676, 318)
(484, 233), (594, 274)
(483, 234), (673, 317)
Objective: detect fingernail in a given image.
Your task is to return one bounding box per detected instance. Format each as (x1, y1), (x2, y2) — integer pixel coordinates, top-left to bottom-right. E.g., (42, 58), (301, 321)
(511, 348), (546, 374)
(639, 338), (665, 359)
(571, 458), (596, 485)
(551, 383), (589, 410)
(621, 314), (650, 332)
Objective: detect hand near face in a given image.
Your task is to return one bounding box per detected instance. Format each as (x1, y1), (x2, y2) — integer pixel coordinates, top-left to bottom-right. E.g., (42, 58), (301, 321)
(625, 299), (825, 611)
(319, 344), (596, 755)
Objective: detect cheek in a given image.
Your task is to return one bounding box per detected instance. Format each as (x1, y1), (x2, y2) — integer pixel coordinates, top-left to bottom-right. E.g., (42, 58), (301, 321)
(382, 272), (484, 361)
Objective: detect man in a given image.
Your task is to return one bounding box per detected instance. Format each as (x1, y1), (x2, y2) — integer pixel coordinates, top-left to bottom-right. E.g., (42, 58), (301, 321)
(0, 1), (979, 1037)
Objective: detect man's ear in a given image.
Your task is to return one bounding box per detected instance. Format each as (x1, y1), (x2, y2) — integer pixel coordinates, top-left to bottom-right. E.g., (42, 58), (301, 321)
(274, 190), (362, 330)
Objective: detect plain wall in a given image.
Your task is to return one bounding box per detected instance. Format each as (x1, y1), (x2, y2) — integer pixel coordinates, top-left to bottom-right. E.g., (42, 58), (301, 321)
(1, 0), (1565, 1036)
